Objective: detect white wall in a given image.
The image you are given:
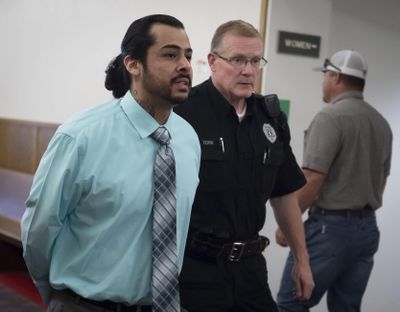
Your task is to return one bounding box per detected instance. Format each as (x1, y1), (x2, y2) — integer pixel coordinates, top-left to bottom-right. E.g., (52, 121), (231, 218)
(262, 1), (400, 311)
(262, 0), (332, 160)
(0, 0), (260, 123)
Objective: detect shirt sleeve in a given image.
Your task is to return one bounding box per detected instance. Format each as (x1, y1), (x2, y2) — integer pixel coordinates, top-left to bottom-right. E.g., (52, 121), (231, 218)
(302, 112), (340, 174)
(21, 132), (82, 303)
(270, 142), (306, 198)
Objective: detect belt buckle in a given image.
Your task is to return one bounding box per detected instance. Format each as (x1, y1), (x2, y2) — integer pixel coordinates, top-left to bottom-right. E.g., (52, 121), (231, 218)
(228, 241), (245, 262)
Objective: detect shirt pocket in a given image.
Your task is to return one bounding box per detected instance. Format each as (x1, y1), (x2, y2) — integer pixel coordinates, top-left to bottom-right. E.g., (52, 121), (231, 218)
(198, 138), (230, 192)
(258, 142), (285, 200)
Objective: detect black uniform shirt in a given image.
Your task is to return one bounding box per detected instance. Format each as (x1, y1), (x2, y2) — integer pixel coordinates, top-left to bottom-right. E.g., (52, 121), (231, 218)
(175, 79), (305, 240)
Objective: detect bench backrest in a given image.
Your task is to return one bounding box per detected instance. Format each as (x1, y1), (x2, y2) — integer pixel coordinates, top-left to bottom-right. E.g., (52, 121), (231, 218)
(0, 118), (59, 174)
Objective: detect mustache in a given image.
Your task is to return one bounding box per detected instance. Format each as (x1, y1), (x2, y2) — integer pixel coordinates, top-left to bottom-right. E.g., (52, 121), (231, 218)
(171, 74), (192, 86)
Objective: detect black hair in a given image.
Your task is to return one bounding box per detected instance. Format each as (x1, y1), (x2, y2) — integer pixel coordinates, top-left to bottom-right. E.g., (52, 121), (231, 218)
(104, 14), (185, 98)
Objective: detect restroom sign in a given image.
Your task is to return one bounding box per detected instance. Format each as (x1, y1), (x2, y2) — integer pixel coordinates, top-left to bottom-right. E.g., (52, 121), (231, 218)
(278, 31), (321, 57)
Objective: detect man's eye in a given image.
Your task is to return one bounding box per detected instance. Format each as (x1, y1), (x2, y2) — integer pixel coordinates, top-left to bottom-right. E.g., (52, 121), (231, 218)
(251, 58), (261, 65)
(186, 54), (192, 62)
(165, 53), (177, 59)
(231, 57), (244, 65)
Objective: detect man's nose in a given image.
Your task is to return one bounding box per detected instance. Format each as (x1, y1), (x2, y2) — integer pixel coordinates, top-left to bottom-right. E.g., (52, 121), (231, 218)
(178, 56), (192, 72)
(241, 60), (255, 74)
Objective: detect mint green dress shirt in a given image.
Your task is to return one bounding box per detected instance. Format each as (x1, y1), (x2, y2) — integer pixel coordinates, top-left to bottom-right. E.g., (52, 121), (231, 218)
(21, 91), (200, 305)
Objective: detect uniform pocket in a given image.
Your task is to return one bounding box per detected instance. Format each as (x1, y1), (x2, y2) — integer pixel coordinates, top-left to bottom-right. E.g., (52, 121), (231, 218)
(201, 138), (224, 161)
(257, 142), (284, 200)
(198, 138), (230, 192)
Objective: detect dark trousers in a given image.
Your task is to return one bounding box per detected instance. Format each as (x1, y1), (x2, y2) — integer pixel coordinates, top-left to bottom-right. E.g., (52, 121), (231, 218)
(47, 289), (151, 312)
(180, 254), (278, 312)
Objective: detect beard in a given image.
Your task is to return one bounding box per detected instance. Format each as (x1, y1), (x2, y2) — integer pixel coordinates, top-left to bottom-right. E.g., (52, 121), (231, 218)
(141, 66), (192, 105)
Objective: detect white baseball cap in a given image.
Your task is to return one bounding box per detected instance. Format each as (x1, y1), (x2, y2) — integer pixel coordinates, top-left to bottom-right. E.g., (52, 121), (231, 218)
(314, 49), (367, 80)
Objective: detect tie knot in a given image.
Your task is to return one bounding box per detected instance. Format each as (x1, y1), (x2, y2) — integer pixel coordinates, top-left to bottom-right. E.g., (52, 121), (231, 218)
(151, 126), (170, 146)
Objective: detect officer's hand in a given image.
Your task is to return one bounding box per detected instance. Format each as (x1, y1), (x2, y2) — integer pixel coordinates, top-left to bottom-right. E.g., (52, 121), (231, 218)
(275, 227), (288, 247)
(292, 261), (314, 301)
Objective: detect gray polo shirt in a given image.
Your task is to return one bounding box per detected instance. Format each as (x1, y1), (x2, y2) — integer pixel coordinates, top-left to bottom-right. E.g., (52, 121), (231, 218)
(303, 91), (392, 210)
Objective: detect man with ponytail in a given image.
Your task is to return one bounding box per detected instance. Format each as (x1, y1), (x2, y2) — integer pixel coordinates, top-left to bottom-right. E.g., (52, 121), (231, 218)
(22, 14), (200, 312)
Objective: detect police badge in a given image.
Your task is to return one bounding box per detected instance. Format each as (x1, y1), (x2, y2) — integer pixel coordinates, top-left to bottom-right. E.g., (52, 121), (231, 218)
(263, 123), (277, 143)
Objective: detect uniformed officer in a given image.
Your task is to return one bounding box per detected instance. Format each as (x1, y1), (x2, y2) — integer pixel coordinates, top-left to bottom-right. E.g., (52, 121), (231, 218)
(174, 20), (314, 312)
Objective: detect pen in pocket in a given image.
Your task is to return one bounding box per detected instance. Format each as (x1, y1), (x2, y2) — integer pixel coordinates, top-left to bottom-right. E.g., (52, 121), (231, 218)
(219, 137), (225, 153)
(263, 147), (270, 164)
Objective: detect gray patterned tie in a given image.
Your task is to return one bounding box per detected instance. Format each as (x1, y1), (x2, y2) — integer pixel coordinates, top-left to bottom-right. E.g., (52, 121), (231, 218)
(150, 126), (180, 312)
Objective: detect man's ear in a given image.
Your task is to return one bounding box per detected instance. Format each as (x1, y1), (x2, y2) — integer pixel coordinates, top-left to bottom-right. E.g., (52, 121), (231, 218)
(208, 53), (217, 72)
(124, 55), (141, 76)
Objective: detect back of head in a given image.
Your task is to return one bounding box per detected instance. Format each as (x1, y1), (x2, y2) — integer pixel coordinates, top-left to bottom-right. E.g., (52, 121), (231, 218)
(316, 49), (367, 90)
(210, 20), (261, 53)
(105, 14), (185, 98)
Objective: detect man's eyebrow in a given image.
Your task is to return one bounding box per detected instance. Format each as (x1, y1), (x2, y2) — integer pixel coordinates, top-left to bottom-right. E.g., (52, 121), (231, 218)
(161, 44), (193, 53)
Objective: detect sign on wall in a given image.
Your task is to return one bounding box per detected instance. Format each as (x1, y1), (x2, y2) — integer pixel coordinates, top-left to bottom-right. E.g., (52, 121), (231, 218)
(278, 31), (320, 57)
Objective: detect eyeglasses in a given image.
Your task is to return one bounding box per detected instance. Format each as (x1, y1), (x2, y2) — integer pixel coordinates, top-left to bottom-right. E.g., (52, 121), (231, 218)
(213, 53), (268, 69)
(323, 58), (341, 73)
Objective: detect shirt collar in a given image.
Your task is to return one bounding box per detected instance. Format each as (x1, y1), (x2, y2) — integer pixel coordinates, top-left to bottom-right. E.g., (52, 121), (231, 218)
(331, 90), (364, 104)
(119, 90), (175, 139)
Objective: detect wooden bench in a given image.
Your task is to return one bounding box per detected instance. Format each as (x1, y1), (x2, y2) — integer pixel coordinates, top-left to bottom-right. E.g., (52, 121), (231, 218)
(0, 168), (33, 246)
(0, 118), (58, 246)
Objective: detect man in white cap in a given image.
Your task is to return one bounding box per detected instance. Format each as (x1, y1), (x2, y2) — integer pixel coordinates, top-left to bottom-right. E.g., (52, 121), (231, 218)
(275, 50), (393, 311)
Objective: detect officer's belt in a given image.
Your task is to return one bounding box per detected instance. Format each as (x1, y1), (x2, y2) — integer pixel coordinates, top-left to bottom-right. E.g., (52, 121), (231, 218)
(186, 234), (270, 262)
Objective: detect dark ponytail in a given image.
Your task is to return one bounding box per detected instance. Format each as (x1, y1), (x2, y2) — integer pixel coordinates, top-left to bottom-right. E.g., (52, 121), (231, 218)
(104, 54), (130, 99)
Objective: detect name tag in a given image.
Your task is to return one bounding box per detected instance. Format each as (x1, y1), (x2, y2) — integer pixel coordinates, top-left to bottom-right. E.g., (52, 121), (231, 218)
(201, 138), (225, 159)
(202, 139), (215, 146)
